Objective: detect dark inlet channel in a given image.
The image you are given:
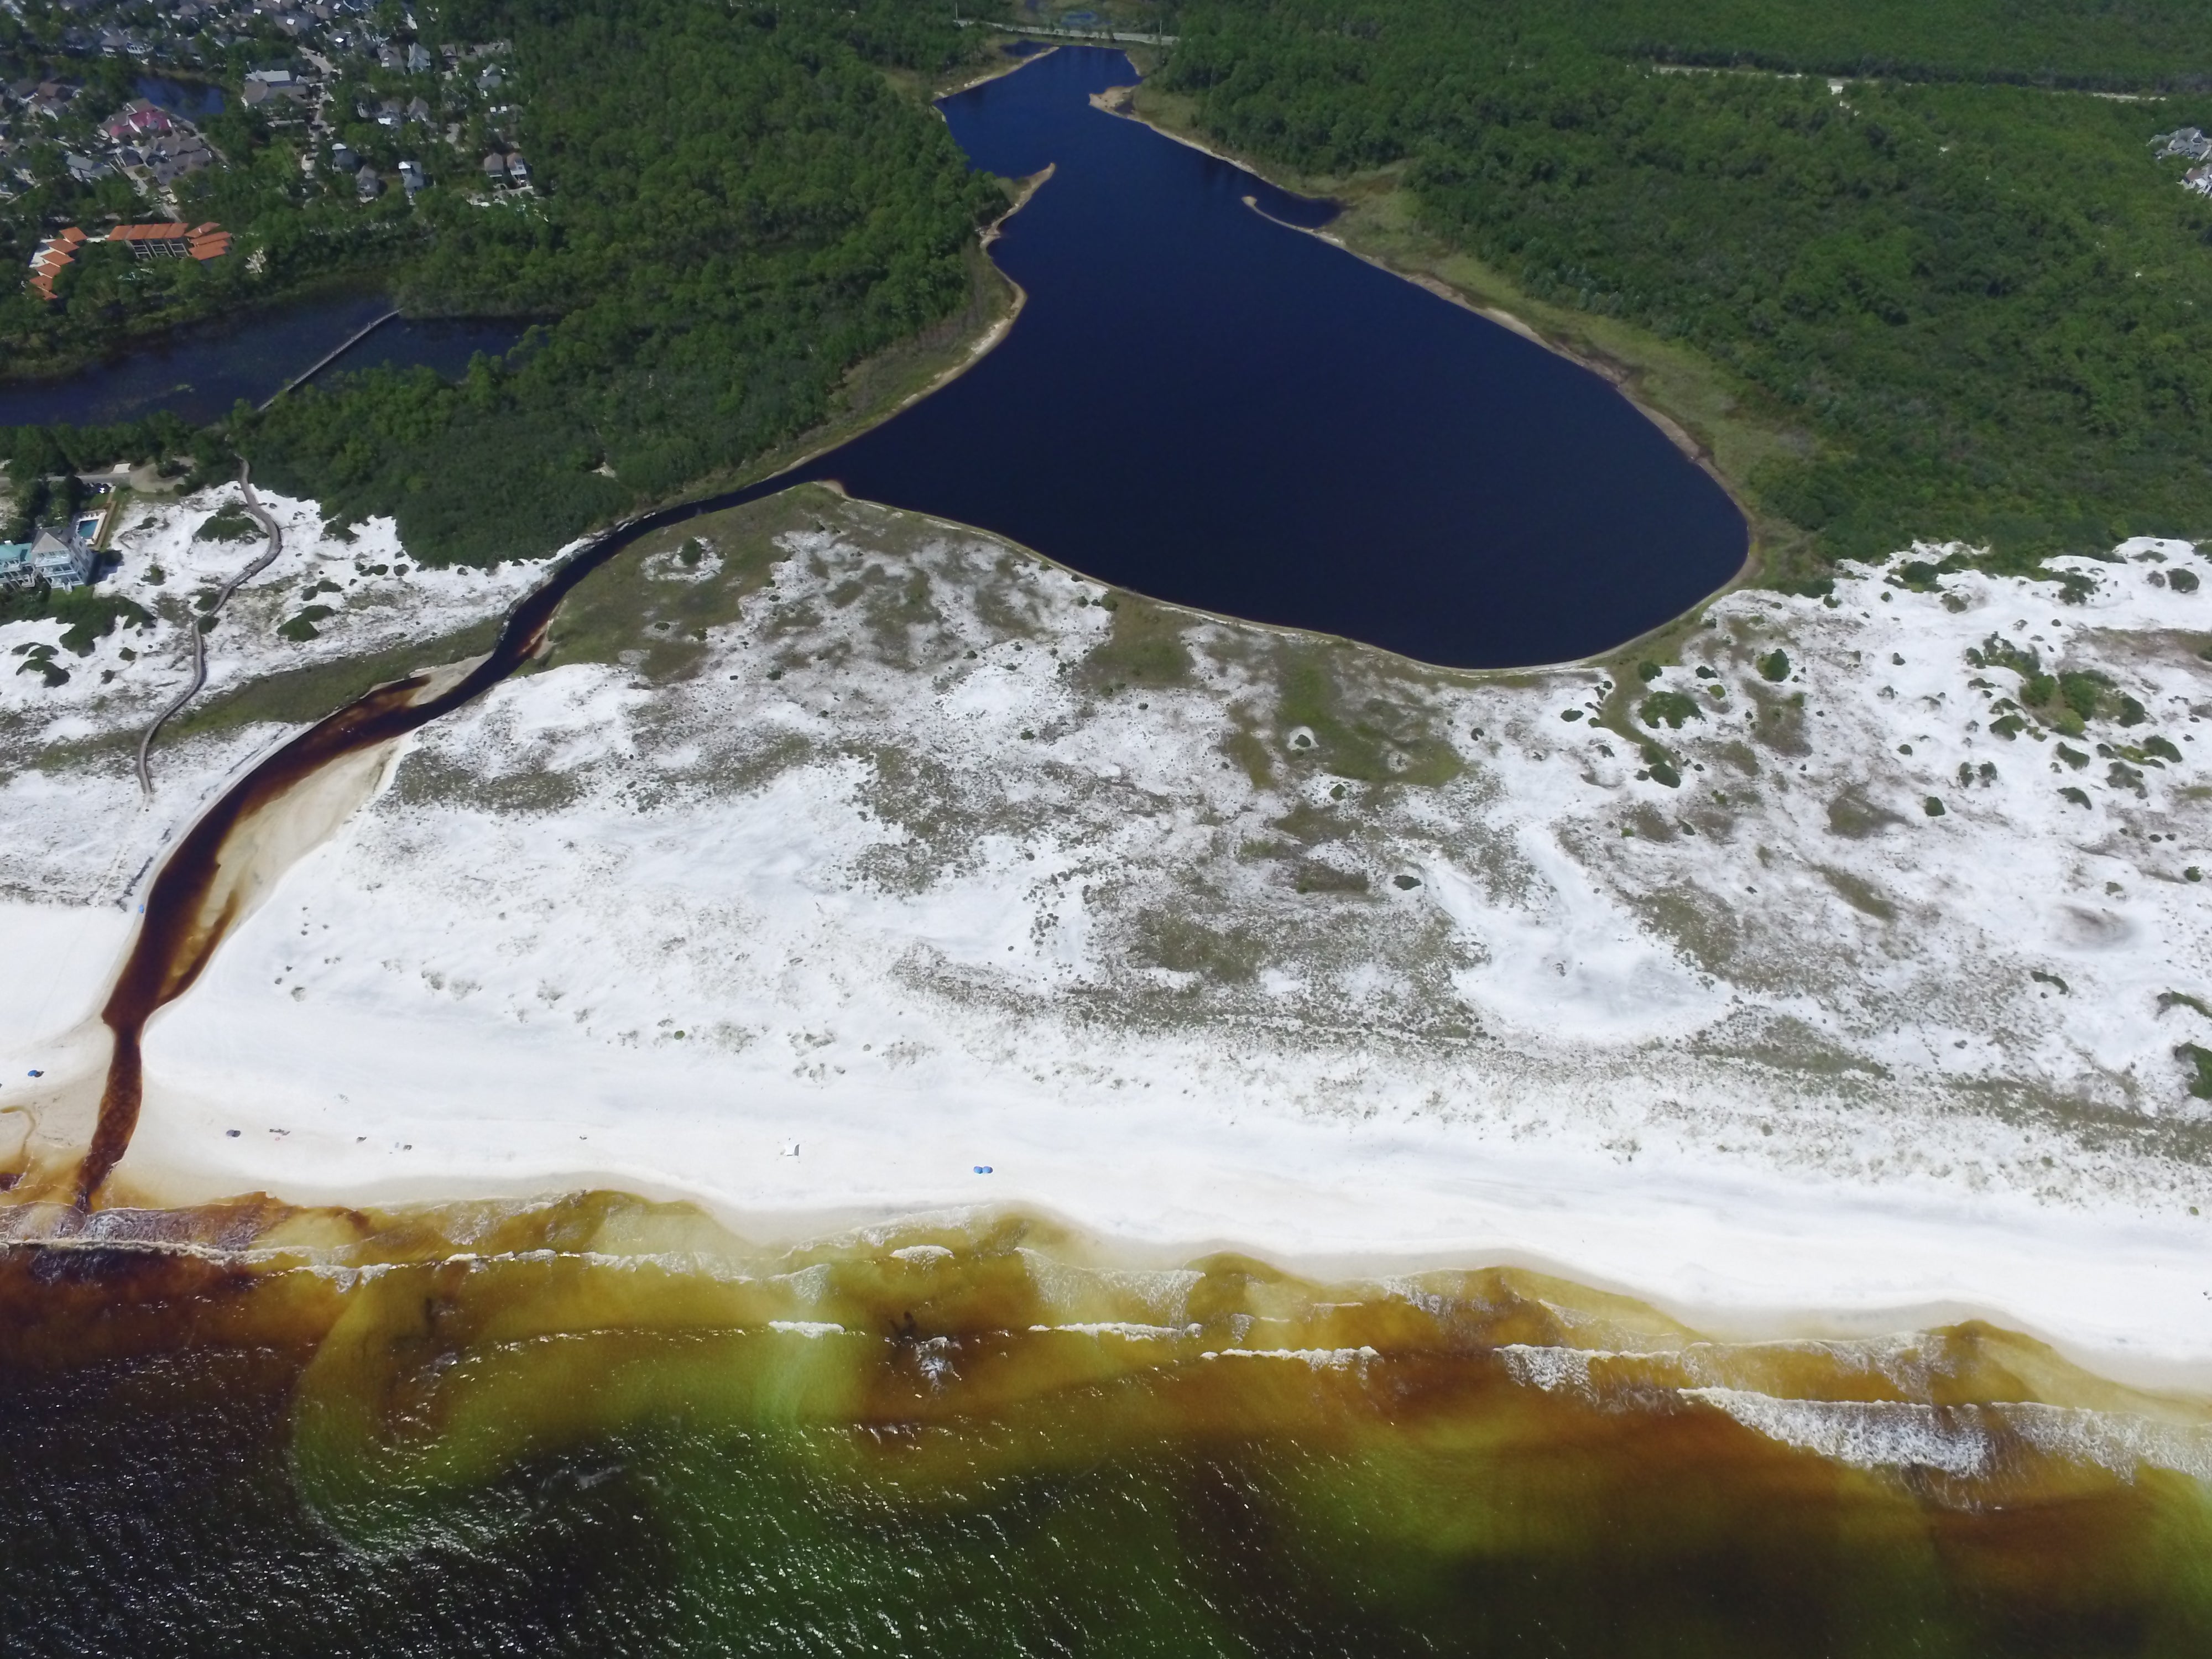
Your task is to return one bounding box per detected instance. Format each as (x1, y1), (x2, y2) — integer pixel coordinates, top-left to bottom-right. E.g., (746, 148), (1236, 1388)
(787, 48), (1746, 669)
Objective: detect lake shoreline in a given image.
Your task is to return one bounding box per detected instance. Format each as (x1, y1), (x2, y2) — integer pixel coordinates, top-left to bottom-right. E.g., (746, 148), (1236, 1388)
(1098, 79), (1774, 608)
(0, 270), (398, 400)
(0, 283), (542, 432)
(774, 46), (1748, 670)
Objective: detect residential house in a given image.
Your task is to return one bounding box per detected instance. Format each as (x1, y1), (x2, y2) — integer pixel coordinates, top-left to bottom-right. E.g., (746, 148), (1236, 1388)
(26, 226), (88, 301)
(30, 525), (98, 589)
(102, 98), (175, 141)
(480, 149), (507, 184)
(145, 131), (213, 185)
(0, 524), (97, 591)
(105, 220), (231, 260)
(243, 66), (309, 106)
(356, 163), (382, 199)
(504, 152), (529, 186)
(398, 157), (424, 196)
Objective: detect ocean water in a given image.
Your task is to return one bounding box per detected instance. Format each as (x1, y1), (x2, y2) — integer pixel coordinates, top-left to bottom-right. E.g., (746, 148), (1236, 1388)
(3, 1195), (2207, 1656)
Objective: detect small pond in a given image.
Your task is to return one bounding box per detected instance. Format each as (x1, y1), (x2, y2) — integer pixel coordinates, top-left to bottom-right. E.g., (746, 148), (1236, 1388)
(133, 76), (226, 118)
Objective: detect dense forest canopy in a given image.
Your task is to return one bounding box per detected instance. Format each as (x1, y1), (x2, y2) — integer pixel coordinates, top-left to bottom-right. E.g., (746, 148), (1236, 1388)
(17, 0), (2212, 577)
(1525, 0), (2212, 90)
(1161, 0), (2212, 566)
(238, 0), (998, 565)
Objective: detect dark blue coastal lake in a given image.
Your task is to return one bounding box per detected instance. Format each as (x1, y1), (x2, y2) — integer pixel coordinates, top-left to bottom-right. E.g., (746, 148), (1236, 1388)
(0, 291), (522, 430)
(789, 48), (1746, 669)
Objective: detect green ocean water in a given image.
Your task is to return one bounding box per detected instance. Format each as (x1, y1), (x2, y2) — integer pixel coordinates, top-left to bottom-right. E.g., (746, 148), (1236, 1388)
(3, 1199), (2209, 1656)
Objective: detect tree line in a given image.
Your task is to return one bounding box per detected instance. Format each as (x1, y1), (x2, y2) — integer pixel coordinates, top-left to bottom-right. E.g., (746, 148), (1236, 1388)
(1161, 0), (2212, 566)
(1, 413), (213, 539)
(1529, 0), (2212, 91)
(236, 0), (1001, 565)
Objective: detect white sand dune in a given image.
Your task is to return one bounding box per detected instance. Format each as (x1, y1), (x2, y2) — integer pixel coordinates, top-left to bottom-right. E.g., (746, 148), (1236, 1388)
(4, 487), (2209, 1385)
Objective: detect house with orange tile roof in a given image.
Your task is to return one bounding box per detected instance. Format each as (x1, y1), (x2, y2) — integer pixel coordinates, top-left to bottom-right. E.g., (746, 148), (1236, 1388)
(25, 227), (88, 301)
(24, 221), (229, 300)
(107, 221), (202, 258)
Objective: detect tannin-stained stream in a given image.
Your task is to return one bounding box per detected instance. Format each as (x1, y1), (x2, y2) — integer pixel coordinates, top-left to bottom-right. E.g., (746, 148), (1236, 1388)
(76, 476), (788, 1206)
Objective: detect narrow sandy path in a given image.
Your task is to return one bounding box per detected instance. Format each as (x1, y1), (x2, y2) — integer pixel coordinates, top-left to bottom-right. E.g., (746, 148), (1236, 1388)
(134, 460), (288, 798)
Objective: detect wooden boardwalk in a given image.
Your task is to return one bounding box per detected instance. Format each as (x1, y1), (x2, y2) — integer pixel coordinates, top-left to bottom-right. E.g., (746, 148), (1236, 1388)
(255, 308), (400, 411)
